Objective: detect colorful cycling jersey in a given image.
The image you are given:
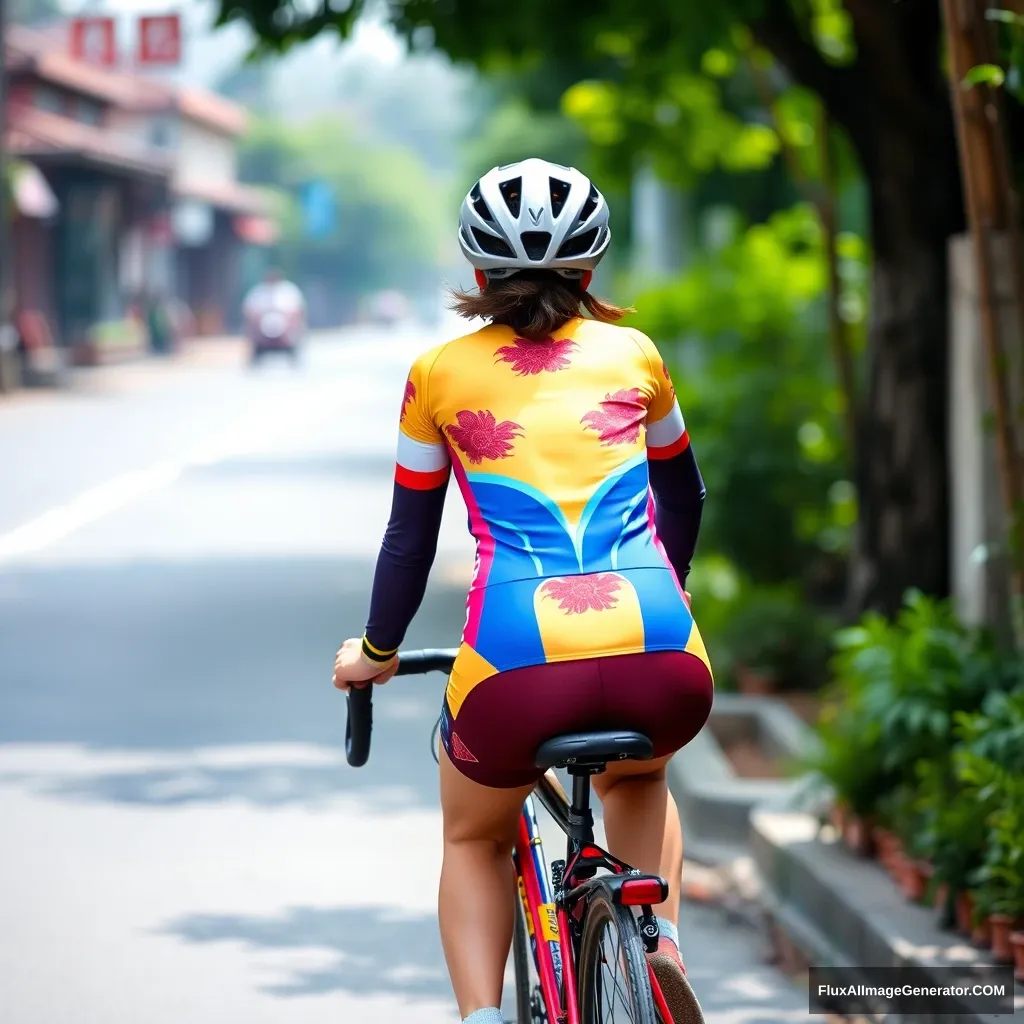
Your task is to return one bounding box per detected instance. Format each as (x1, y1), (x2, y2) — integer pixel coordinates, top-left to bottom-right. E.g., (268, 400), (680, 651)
(362, 317), (709, 714)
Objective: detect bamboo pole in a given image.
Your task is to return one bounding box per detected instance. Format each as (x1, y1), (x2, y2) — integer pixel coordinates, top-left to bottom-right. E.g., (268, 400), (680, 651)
(942, 0), (1024, 633)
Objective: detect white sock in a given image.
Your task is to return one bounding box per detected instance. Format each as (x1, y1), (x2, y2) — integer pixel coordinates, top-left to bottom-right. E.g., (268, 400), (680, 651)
(657, 916), (680, 948)
(462, 1008), (503, 1024)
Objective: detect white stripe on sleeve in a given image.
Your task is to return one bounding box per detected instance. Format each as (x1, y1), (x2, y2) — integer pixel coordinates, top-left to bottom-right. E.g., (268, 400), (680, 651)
(646, 400), (686, 448)
(397, 430), (450, 472)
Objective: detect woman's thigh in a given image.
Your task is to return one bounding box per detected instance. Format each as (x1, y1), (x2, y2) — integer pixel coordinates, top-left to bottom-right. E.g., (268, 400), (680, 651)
(439, 743), (534, 845)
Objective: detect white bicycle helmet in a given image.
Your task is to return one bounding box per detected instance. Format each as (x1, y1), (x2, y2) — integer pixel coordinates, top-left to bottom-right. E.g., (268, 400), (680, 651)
(458, 158), (611, 279)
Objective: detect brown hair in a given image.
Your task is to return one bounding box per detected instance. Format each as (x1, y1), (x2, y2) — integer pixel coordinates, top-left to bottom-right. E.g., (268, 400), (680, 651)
(449, 270), (633, 341)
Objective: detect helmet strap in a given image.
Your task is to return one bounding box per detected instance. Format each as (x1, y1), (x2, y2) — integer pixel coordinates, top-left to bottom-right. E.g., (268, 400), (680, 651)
(474, 270), (488, 290)
(581, 271), (593, 290)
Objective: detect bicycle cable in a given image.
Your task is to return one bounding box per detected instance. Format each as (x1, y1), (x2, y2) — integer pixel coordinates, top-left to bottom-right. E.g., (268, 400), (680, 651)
(430, 713), (441, 765)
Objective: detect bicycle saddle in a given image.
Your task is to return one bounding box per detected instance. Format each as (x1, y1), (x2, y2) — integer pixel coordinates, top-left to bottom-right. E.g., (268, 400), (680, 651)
(535, 730), (654, 770)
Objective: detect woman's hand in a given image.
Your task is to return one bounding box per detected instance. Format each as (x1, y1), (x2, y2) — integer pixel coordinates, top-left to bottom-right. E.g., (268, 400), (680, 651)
(332, 637), (399, 692)
(684, 591), (692, 611)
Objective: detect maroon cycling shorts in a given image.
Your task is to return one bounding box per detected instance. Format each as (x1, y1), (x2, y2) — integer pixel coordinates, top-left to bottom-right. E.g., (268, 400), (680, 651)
(438, 650), (714, 789)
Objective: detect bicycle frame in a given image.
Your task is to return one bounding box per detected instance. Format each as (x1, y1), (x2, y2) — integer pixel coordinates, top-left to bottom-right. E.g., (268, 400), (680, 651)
(515, 769), (672, 1024)
(346, 651), (675, 1023)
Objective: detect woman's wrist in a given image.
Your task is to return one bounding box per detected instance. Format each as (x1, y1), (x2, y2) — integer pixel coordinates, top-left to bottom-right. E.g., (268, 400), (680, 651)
(360, 635), (398, 666)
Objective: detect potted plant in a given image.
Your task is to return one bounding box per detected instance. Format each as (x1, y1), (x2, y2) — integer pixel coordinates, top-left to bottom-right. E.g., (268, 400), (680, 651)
(955, 890), (976, 936)
(1011, 929), (1024, 981)
(977, 788), (1024, 962)
(957, 688), (1024, 957)
(871, 825), (902, 872)
(922, 788), (989, 932)
(722, 588), (832, 695)
(805, 702), (890, 858)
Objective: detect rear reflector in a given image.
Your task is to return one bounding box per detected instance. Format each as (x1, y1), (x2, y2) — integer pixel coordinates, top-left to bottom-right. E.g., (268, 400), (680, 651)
(619, 878), (667, 906)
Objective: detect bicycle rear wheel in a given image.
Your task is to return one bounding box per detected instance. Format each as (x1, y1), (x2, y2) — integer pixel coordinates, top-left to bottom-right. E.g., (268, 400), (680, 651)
(577, 890), (657, 1024)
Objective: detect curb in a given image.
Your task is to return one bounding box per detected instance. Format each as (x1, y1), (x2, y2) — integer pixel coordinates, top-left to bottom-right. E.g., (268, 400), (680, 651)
(750, 809), (1023, 1024)
(669, 693), (817, 849)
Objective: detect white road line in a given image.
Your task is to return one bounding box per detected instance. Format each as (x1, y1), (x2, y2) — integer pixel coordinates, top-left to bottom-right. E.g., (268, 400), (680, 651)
(0, 385), (351, 566)
(0, 460), (186, 564)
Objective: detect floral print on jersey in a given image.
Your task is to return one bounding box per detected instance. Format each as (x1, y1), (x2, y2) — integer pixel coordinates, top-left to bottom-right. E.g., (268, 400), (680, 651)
(663, 362), (676, 399)
(446, 409), (524, 464)
(400, 379), (416, 422)
(495, 336), (577, 376)
(541, 573), (623, 614)
(581, 388), (646, 446)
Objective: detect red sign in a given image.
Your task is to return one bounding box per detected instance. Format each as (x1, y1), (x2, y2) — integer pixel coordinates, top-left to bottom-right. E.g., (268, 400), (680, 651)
(69, 17), (117, 67)
(138, 15), (182, 67)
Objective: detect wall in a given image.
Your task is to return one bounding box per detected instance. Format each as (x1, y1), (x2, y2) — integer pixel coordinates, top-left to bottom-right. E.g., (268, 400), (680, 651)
(174, 121), (236, 189)
(109, 113), (236, 189)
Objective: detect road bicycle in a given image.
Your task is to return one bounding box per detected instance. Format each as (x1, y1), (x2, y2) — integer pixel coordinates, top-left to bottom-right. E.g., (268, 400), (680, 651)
(345, 647), (684, 1024)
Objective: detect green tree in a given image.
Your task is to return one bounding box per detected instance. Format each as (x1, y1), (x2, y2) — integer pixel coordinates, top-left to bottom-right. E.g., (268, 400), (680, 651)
(635, 203), (861, 592)
(239, 115), (447, 311)
(216, 0), (968, 616)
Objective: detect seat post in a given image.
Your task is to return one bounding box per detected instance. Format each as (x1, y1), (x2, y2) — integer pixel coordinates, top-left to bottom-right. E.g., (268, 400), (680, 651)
(566, 767), (598, 844)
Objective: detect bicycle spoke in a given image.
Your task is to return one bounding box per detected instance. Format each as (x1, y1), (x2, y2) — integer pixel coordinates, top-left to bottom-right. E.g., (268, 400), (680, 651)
(595, 914), (641, 1023)
(579, 892), (657, 1024)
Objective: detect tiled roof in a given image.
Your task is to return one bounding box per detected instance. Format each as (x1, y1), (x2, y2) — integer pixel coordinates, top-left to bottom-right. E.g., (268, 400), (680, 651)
(6, 24), (249, 135)
(177, 88), (248, 137)
(6, 106), (171, 178)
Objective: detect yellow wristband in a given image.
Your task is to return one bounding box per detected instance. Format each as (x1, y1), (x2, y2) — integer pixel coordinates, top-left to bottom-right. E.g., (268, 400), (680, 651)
(361, 635), (398, 664)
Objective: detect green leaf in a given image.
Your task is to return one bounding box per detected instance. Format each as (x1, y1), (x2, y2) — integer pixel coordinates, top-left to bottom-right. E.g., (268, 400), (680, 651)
(962, 63), (1006, 88)
(985, 8), (1024, 25)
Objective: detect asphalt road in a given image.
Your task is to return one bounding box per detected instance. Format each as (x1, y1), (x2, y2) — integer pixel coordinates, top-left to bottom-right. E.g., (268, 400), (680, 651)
(0, 327), (808, 1023)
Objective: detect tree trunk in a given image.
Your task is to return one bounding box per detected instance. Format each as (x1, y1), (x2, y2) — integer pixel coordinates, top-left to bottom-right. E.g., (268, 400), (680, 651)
(752, 0), (966, 617)
(847, 96), (965, 616)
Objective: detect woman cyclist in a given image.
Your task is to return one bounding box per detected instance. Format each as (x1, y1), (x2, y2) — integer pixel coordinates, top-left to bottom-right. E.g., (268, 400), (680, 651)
(333, 158), (713, 1024)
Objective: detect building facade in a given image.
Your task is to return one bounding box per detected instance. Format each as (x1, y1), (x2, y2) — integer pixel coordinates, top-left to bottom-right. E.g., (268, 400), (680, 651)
(3, 25), (274, 368)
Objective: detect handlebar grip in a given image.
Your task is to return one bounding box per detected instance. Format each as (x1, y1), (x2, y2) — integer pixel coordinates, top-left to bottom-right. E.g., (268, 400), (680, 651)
(344, 648), (458, 768)
(394, 649), (459, 676)
(345, 685), (373, 767)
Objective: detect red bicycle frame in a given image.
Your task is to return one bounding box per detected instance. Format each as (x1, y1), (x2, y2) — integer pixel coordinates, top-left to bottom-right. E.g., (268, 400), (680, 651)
(513, 770), (671, 1023)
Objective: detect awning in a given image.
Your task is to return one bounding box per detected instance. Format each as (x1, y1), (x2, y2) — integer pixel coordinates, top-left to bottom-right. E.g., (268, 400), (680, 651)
(10, 160), (59, 219)
(234, 215), (279, 246)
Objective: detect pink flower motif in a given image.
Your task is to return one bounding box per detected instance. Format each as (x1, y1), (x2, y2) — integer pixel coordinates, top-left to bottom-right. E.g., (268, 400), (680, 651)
(662, 363), (676, 399)
(542, 574), (622, 615)
(495, 336), (577, 376)
(400, 379), (416, 422)
(446, 409), (523, 464)
(581, 388), (646, 446)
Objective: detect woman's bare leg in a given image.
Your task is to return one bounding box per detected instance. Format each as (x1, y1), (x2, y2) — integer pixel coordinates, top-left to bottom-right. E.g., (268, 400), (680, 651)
(591, 754), (682, 923)
(438, 746), (535, 1018)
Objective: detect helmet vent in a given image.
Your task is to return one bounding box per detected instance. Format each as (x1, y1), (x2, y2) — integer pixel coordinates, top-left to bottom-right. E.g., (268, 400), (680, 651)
(498, 177), (522, 218)
(549, 177), (572, 218)
(470, 183), (494, 223)
(556, 226), (599, 259)
(520, 231), (551, 261)
(471, 227), (516, 258)
(578, 184), (599, 224)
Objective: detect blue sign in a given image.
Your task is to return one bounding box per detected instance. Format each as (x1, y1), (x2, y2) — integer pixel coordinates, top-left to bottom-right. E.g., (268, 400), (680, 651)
(301, 181), (336, 239)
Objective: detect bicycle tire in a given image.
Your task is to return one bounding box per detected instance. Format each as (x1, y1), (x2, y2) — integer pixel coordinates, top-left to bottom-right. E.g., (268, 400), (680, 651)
(577, 889), (657, 1024)
(511, 890), (535, 1023)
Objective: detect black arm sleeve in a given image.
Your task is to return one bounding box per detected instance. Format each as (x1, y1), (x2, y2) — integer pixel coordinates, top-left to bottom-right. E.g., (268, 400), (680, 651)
(647, 444), (706, 586)
(362, 478), (448, 657)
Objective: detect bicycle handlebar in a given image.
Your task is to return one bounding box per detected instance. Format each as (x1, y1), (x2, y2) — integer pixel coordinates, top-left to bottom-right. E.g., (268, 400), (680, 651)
(394, 648), (459, 677)
(345, 648), (459, 767)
